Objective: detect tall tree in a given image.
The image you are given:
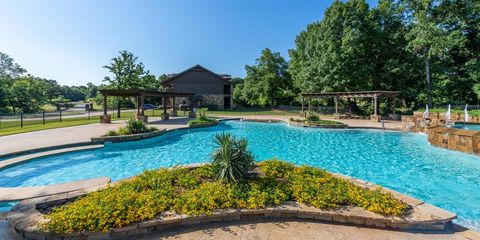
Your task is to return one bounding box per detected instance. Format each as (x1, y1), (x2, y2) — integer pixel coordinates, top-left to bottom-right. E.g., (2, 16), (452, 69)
(237, 48), (293, 106)
(404, 0), (461, 107)
(289, 0), (377, 93)
(0, 52), (27, 113)
(103, 51), (155, 116)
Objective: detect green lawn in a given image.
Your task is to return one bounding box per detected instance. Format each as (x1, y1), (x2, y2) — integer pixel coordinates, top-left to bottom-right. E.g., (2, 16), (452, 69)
(0, 107), (299, 136)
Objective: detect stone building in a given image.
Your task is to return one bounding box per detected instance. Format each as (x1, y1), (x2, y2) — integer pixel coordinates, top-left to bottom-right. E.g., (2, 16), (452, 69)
(162, 65), (233, 110)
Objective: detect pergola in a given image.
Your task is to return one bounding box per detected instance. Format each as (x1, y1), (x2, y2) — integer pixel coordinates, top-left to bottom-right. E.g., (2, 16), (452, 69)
(300, 91), (400, 120)
(99, 89), (195, 123)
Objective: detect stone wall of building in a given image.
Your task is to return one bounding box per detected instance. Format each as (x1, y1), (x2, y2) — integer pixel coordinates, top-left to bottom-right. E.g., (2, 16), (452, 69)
(202, 94), (225, 110)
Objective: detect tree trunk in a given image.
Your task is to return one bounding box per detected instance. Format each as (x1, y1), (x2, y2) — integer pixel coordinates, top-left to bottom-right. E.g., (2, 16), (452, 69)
(425, 52), (433, 108)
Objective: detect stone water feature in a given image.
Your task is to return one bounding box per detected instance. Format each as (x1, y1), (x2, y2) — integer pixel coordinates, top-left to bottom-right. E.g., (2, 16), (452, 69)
(402, 110), (480, 155)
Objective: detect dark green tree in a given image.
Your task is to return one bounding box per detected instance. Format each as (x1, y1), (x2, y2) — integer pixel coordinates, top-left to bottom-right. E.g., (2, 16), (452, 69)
(238, 48), (293, 106)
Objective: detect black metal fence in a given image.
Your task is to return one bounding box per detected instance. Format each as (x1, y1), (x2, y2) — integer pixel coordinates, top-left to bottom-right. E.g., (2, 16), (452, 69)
(0, 110), (97, 129)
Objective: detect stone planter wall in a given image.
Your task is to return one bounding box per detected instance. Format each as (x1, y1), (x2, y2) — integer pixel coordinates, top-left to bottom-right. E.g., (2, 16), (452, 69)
(187, 121), (219, 129)
(288, 120), (348, 129)
(91, 129), (167, 144)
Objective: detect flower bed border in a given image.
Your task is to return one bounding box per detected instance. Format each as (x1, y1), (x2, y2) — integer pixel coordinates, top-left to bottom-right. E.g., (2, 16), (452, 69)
(7, 164), (456, 240)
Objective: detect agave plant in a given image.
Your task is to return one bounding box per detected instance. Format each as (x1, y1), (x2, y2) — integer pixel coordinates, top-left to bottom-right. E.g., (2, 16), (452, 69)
(211, 133), (255, 182)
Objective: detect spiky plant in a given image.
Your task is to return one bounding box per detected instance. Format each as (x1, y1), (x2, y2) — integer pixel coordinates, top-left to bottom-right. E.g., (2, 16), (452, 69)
(211, 133), (255, 182)
(125, 119), (148, 134)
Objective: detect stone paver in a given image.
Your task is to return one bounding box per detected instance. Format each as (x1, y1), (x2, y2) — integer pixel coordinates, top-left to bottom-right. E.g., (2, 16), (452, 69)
(130, 220), (472, 240)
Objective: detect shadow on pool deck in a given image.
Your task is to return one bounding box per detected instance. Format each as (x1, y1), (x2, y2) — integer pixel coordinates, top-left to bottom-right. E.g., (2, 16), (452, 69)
(127, 219), (477, 240)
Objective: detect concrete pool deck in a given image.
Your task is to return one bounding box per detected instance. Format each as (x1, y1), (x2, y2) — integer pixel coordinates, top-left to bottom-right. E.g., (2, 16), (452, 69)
(0, 116), (402, 157)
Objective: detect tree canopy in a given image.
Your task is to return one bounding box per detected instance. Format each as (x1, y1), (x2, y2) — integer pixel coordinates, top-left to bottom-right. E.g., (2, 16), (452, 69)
(235, 48), (294, 106)
(288, 0), (480, 109)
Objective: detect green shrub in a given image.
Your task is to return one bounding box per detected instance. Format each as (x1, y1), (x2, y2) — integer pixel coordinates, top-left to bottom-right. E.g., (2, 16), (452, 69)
(103, 119), (155, 136)
(211, 133), (255, 182)
(125, 119), (148, 134)
(44, 160), (408, 233)
(188, 118), (217, 126)
(307, 114), (320, 122)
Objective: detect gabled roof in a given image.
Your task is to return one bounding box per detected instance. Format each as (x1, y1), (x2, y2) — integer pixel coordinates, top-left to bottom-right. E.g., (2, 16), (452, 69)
(162, 64), (231, 85)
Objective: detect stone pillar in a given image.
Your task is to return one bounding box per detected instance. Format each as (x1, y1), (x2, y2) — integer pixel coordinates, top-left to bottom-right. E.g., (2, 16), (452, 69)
(100, 114), (111, 123)
(136, 115), (148, 123)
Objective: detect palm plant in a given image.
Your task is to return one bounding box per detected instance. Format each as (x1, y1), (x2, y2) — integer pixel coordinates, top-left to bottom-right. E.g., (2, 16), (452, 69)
(211, 133), (255, 182)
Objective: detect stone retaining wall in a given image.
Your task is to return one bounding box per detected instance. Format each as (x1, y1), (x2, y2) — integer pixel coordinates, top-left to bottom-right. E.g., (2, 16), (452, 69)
(428, 126), (480, 155)
(288, 121), (348, 129)
(91, 129), (167, 144)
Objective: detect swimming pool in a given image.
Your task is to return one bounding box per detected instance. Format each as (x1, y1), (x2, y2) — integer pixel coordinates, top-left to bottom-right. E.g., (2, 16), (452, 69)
(1, 121), (480, 230)
(453, 122), (480, 131)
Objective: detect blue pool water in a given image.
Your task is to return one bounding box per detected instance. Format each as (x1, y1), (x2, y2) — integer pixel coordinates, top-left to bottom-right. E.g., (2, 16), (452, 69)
(1, 121), (480, 230)
(454, 123), (480, 131)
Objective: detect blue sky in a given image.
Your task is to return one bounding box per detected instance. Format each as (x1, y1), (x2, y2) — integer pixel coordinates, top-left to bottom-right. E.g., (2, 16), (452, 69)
(0, 0), (377, 86)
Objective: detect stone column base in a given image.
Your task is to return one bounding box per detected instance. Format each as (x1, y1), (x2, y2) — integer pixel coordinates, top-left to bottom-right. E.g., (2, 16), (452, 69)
(161, 113), (170, 120)
(100, 114), (111, 124)
(370, 115), (381, 122)
(188, 112), (196, 118)
(170, 110), (178, 117)
(136, 115), (148, 123)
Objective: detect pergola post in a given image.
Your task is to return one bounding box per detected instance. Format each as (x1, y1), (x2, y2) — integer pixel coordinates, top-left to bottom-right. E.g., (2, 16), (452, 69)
(135, 95), (148, 123)
(308, 98), (312, 112)
(171, 96), (177, 117)
(371, 93), (380, 122)
(161, 94), (169, 120)
(103, 95), (107, 115)
(300, 96), (305, 117)
(334, 96), (339, 115)
(188, 96), (195, 118)
(100, 94), (111, 124)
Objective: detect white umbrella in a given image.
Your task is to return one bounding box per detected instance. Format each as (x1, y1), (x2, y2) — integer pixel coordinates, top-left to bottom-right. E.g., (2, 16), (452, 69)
(465, 104), (469, 122)
(423, 105), (429, 119)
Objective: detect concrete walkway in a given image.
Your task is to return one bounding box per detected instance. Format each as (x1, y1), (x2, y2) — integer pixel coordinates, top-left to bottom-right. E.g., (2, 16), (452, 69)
(0, 116), (402, 157)
(130, 220), (476, 240)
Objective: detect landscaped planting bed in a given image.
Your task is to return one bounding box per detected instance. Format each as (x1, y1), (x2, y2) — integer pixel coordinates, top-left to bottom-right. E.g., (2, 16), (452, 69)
(43, 160), (408, 233)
